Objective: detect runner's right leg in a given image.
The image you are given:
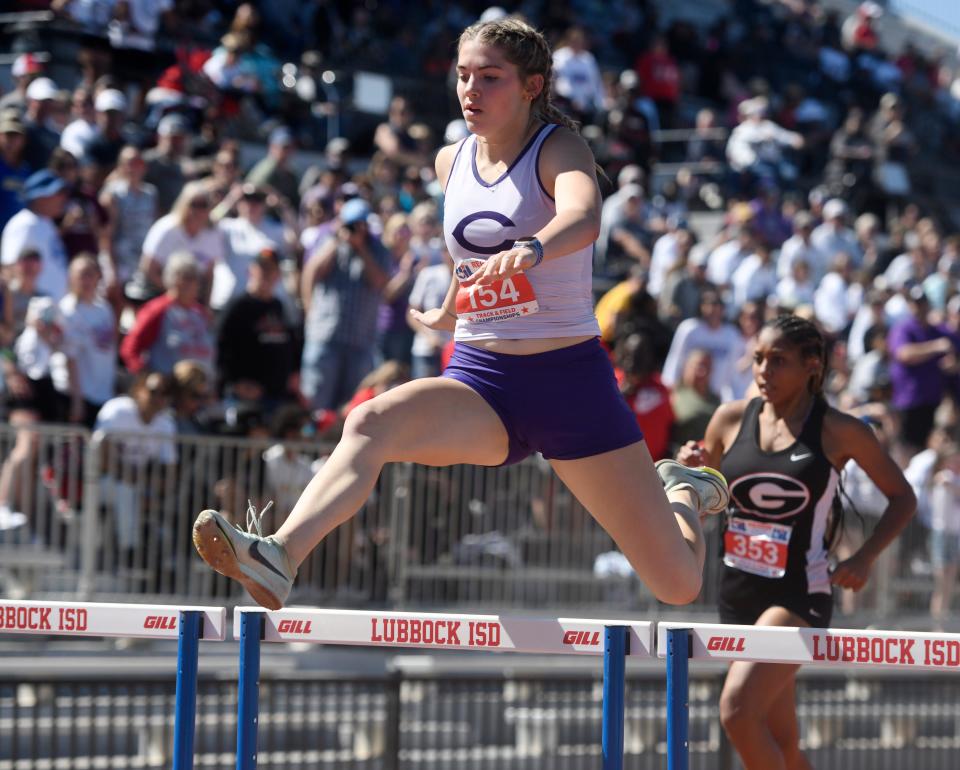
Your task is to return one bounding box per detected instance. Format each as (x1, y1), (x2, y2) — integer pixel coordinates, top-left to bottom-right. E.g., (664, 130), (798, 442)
(193, 377), (509, 608)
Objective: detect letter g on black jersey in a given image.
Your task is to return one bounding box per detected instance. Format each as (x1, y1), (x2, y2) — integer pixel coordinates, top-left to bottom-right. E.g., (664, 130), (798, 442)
(729, 472), (812, 520)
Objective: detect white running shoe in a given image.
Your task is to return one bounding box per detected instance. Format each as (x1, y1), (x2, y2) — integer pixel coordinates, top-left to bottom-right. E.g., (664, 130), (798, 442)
(192, 501), (296, 610)
(655, 460), (730, 516)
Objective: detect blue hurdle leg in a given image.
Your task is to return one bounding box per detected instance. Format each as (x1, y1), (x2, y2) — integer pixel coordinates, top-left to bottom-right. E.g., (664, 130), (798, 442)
(602, 625), (628, 770)
(236, 612), (264, 770)
(666, 628), (690, 770)
(173, 610), (202, 770)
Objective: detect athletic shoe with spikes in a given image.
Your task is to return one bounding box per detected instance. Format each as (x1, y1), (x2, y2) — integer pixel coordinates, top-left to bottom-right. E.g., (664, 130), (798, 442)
(655, 460), (729, 516)
(192, 500), (296, 610)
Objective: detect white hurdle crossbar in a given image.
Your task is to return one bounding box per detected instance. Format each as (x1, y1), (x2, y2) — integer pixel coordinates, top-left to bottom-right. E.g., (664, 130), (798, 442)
(657, 621), (960, 770)
(0, 600), (226, 770)
(233, 607), (654, 770)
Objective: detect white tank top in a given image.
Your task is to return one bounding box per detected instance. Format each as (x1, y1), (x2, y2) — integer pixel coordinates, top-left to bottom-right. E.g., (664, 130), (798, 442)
(443, 123), (600, 341)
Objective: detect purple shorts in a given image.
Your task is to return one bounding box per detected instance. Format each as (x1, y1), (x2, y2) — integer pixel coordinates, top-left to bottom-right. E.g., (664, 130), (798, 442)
(442, 337), (644, 465)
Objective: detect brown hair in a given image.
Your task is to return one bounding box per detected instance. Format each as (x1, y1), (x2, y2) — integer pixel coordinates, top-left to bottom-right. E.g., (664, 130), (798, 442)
(458, 18), (579, 134)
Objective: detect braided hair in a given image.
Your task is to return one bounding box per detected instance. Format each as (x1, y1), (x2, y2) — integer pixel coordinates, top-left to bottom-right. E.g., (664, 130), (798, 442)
(458, 18), (580, 133)
(766, 313), (859, 549)
(766, 313), (828, 395)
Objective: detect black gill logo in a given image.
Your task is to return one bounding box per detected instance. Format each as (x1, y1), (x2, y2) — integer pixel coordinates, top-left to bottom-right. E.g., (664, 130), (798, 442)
(729, 473), (810, 520)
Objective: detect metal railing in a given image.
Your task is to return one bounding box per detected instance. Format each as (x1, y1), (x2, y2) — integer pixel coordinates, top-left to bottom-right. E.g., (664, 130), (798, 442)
(0, 423), (943, 621)
(3, 666), (960, 769)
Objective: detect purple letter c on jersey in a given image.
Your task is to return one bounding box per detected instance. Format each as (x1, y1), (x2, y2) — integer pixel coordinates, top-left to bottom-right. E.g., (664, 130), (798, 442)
(452, 211), (516, 255)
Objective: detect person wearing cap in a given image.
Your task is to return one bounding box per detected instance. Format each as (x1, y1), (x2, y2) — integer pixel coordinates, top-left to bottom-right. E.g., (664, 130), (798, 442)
(0, 169), (68, 300)
(887, 285), (960, 455)
(210, 182), (294, 312)
(778, 210), (829, 284)
(80, 88), (128, 172)
(0, 113), (30, 230)
(596, 165), (646, 274)
(725, 95), (803, 192)
(299, 196), (391, 410)
(660, 240), (718, 326)
(706, 222), (758, 293)
(47, 146), (106, 260)
(216, 248), (297, 411)
(22, 77), (62, 171)
(811, 198), (861, 266)
(842, 1), (882, 55)
(605, 183), (651, 280)
(143, 113), (190, 214)
(58, 87), (97, 163)
(0, 293), (79, 527)
(246, 126), (300, 209)
(0, 53), (44, 114)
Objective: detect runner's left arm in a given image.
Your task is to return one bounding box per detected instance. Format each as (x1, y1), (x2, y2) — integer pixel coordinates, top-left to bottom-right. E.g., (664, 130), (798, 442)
(826, 411), (916, 591)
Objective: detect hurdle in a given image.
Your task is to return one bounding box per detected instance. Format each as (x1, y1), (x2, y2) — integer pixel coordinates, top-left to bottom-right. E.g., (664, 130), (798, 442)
(232, 607), (654, 770)
(0, 599), (226, 770)
(658, 621), (960, 770)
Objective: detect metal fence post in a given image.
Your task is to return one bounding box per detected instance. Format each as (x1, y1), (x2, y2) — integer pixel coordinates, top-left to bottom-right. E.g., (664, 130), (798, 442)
(602, 625), (627, 770)
(78, 431), (103, 599)
(236, 612), (263, 770)
(173, 610), (202, 770)
(384, 668), (402, 770)
(387, 462), (414, 605)
(666, 628), (690, 770)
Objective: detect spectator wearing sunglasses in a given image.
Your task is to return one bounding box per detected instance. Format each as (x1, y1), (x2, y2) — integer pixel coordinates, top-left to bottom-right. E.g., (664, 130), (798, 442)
(140, 181), (225, 301)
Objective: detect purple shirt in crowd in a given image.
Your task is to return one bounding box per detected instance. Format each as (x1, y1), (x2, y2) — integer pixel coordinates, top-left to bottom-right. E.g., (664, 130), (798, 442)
(887, 316), (959, 409)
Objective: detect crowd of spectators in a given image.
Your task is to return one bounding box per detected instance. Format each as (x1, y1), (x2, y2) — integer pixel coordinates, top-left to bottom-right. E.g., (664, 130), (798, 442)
(3, 0), (960, 612)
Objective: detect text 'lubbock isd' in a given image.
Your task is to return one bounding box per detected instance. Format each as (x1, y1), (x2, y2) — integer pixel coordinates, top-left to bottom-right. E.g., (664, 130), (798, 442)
(369, 617), (502, 647)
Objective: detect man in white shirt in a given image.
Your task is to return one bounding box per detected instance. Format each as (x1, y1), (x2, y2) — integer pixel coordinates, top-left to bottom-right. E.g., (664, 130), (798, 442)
(814, 252), (861, 335)
(778, 210), (829, 284)
(0, 170), (69, 300)
(211, 183), (290, 311)
(730, 245), (777, 309)
(551, 27), (606, 118)
(706, 224), (757, 293)
(811, 198), (861, 266)
(726, 97), (804, 182)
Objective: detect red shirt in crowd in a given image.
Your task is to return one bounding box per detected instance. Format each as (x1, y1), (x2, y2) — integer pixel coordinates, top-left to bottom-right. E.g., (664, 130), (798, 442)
(635, 50), (681, 104)
(615, 369), (675, 461)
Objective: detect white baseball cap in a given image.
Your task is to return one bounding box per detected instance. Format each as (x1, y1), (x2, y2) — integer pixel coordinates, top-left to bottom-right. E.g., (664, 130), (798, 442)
(95, 89), (127, 113)
(823, 198), (848, 220)
(26, 77), (58, 101)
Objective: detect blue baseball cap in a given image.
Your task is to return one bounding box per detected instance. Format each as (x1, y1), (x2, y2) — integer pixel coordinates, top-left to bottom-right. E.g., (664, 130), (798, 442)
(340, 198), (370, 226)
(269, 126), (294, 146)
(22, 170), (66, 202)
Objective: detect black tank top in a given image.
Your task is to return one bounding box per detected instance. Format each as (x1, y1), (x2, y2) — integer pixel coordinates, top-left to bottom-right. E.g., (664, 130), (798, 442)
(718, 397), (839, 597)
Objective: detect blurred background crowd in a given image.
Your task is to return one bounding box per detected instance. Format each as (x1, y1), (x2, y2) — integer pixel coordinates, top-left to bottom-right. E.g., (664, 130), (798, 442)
(2, 0), (960, 619)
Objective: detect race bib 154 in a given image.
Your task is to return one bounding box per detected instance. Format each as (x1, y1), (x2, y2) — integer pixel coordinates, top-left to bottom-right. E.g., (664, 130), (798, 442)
(454, 258), (539, 323)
